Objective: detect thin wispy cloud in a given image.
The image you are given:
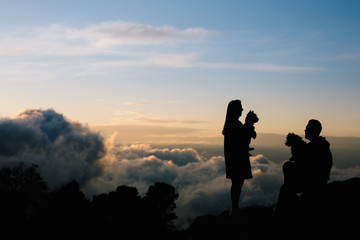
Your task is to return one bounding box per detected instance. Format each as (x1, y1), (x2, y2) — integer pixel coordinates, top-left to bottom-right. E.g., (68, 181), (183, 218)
(196, 62), (322, 72)
(0, 20), (323, 84)
(133, 117), (208, 124)
(113, 108), (207, 125)
(0, 21), (209, 57)
(147, 52), (201, 67)
(79, 21), (209, 46)
(122, 110), (147, 116)
(331, 53), (360, 61)
(123, 101), (170, 106)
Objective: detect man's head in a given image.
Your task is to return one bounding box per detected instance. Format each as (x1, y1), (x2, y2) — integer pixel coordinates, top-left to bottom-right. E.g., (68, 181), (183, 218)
(305, 119), (322, 141)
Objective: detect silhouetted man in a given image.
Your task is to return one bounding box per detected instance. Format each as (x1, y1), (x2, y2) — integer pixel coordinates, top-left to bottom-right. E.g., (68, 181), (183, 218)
(275, 119), (332, 220)
(301, 119), (332, 210)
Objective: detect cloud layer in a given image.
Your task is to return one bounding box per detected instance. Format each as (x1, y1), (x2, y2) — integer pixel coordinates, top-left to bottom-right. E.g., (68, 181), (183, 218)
(0, 108), (282, 228)
(85, 143), (284, 228)
(1, 109), (358, 229)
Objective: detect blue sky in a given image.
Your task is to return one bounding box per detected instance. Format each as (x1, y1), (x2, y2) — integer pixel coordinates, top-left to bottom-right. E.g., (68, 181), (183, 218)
(1, 0), (360, 138)
(1, 0), (360, 227)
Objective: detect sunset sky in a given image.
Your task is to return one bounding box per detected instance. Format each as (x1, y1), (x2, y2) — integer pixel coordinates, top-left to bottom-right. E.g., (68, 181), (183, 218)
(1, 0), (360, 139)
(1, 1), (360, 228)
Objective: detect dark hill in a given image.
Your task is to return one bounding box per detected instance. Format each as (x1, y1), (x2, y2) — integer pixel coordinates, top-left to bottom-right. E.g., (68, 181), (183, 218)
(185, 206), (275, 240)
(183, 177), (360, 240)
(0, 163), (358, 239)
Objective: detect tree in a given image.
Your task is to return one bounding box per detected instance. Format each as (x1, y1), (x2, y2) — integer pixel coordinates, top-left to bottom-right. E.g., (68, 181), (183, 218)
(0, 162), (48, 225)
(92, 185), (141, 229)
(142, 182), (179, 237)
(43, 179), (91, 233)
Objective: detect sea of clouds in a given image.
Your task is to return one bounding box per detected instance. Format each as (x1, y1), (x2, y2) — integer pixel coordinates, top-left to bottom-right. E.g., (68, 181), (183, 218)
(0, 109), (359, 228)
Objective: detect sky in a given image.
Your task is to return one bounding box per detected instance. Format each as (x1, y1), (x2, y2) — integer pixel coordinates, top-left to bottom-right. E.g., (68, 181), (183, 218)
(1, 0), (360, 138)
(1, 0), (360, 229)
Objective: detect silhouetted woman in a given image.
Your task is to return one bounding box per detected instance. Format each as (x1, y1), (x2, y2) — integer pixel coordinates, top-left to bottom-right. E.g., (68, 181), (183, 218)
(222, 99), (253, 216)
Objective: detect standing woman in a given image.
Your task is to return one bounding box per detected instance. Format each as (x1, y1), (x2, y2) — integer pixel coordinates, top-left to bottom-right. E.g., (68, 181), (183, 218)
(222, 99), (253, 216)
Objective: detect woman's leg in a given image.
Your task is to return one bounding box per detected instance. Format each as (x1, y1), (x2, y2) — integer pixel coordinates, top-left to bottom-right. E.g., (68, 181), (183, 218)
(230, 178), (244, 212)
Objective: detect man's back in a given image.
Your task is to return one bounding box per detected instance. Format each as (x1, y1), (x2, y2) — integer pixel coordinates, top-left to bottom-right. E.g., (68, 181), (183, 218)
(306, 136), (333, 188)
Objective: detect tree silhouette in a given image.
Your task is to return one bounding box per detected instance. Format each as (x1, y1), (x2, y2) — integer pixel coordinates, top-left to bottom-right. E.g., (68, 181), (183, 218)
(0, 163), (178, 238)
(43, 179), (91, 233)
(0, 162), (48, 226)
(142, 182), (179, 238)
(91, 182), (179, 238)
(91, 184), (142, 236)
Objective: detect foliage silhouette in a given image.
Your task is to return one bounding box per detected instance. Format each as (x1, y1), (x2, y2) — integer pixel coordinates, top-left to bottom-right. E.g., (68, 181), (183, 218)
(0, 162), (48, 225)
(0, 162), (179, 238)
(0, 162), (359, 239)
(142, 182), (179, 237)
(92, 184), (141, 223)
(42, 179), (92, 234)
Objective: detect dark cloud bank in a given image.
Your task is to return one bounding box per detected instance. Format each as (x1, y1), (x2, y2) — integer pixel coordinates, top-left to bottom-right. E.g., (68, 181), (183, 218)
(0, 109), (106, 189)
(0, 109), (359, 229)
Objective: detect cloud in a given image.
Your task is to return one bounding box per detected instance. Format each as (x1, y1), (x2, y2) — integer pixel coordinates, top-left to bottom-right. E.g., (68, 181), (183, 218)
(0, 21), (320, 75)
(331, 53), (360, 60)
(84, 143), (284, 229)
(123, 101), (173, 106)
(0, 21), (209, 57)
(2, 111), (358, 229)
(87, 141), (360, 229)
(330, 165), (360, 181)
(78, 21), (209, 47)
(0, 109), (106, 189)
(147, 52), (201, 67)
(113, 106), (208, 126)
(196, 62), (322, 72)
(0, 21), (208, 81)
(132, 117), (208, 124)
